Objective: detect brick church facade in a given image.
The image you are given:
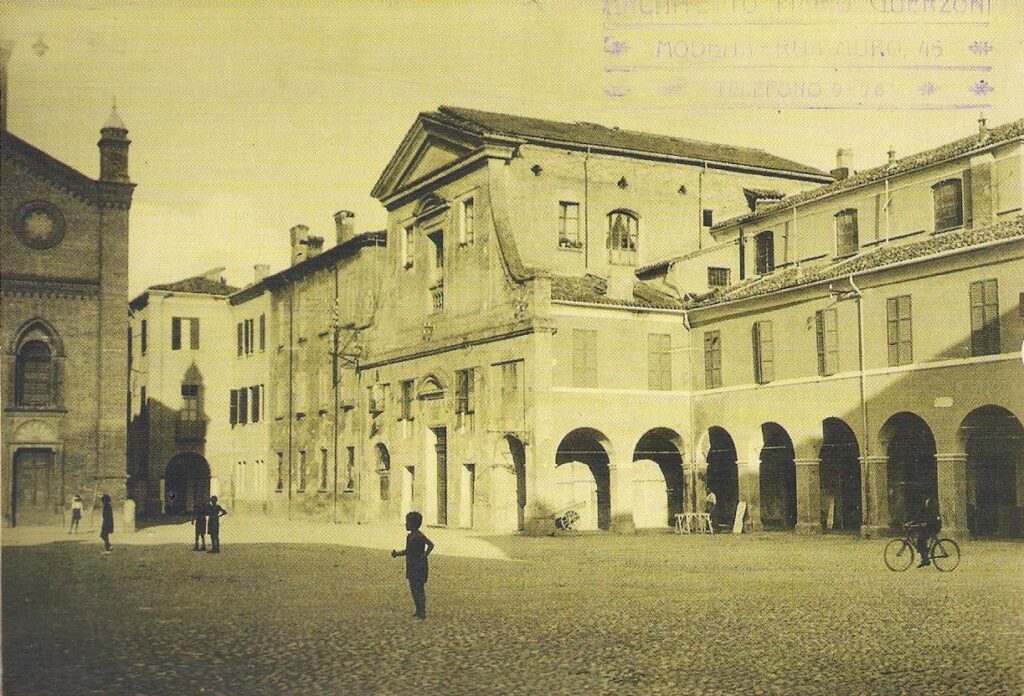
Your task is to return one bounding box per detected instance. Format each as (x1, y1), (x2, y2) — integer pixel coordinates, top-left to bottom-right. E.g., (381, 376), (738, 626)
(1, 46), (134, 526)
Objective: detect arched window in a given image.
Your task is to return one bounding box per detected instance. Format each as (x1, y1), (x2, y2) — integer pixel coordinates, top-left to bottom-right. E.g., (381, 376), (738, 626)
(376, 443), (391, 501)
(607, 210), (639, 265)
(16, 341), (53, 407)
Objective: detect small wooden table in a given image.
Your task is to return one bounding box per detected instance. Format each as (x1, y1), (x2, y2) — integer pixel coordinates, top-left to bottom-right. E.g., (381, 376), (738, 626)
(675, 512), (714, 534)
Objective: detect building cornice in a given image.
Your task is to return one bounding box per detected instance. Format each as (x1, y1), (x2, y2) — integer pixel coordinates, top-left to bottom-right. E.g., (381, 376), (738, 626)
(1, 274), (101, 300)
(358, 318), (553, 370)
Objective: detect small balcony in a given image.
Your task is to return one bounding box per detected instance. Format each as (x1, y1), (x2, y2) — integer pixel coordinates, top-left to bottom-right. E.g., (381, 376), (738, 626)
(430, 281), (444, 313)
(175, 419), (206, 442)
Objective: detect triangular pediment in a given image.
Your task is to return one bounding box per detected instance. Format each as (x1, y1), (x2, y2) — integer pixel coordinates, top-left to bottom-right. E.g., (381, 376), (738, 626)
(372, 116), (481, 202)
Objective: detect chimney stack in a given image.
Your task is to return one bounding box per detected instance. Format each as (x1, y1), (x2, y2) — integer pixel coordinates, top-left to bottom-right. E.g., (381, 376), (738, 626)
(254, 264), (269, 284)
(334, 210), (356, 246)
(830, 148), (853, 181)
(306, 236), (324, 258)
(978, 113), (989, 141)
(290, 224), (310, 266)
(887, 147), (896, 165)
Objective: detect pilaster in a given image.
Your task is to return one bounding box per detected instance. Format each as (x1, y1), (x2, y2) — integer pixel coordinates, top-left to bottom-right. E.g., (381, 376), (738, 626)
(609, 462), (636, 534)
(794, 458), (822, 534)
(859, 455), (890, 538)
(936, 453), (969, 538)
(737, 460), (762, 532)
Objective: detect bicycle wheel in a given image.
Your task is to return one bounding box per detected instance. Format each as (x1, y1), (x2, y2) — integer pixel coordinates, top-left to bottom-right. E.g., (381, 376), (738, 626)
(930, 538), (960, 572)
(884, 538), (915, 571)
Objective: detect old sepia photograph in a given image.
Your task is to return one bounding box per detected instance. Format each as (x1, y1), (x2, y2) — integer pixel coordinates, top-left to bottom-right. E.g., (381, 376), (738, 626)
(1, 1), (1021, 694)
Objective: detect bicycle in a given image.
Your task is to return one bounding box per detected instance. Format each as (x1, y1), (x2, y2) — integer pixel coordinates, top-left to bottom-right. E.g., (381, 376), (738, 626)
(883, 522), (960, 572)
(554, 509), (580, 531)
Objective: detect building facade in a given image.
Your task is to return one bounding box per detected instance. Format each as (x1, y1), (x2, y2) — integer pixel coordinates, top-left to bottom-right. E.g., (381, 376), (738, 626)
(1, 58), (134, 525)
(128, 106), (1023, 540)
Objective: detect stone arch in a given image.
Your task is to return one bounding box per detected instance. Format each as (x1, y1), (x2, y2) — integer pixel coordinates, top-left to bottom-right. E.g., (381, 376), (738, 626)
(555, 428), (612, 531)
(757, 422), (797, 530)
(416, 373), (448, 400)
(493, 434), (528, 532)
(164, 453), (210, 515)
(632, 428), (685, 528)
(958, 405), (1024, 537)
(375, 443), (391, 502)
(819, 418), (861, 532)
(11, 419), (59, 444)
(703, 426), (740, 529)
(879, 412), (937, 526)
(8, 317), (65, 356)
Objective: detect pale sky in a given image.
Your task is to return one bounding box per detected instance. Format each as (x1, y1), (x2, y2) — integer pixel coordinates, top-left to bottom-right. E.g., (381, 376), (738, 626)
(3, 0), (1022, 295)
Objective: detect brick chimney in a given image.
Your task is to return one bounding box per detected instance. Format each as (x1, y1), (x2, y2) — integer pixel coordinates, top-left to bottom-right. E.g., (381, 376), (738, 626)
(290, 224), (310, 266)
(830, 148), (853, 181)
(605, 266), (636, 303)
(334, 210), (356, 245)
(254, 264), (269, 284)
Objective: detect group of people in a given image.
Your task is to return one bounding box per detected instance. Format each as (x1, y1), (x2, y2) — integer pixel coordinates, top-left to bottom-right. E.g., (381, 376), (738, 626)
(68, 493), (115, 553)
(190, 496), (228, 553)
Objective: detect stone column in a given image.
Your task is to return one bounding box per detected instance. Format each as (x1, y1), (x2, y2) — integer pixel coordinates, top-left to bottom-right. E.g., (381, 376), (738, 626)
(794, 458), (822, 534)
(737, 460), (762, 532)
(859, 455), (889, 538)
(609, 463), (636, 534)
(936, 453), (969, 538)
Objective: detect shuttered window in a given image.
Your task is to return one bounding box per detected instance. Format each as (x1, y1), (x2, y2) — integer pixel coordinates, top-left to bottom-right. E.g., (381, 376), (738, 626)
(704, 330), (722, 389)
(835, 209), (859, 257)
(970, 279), (1000, 356)
(886, 295), (913, 366)
(572, 329), (598, 388)
(753, 320), (774, 384)
(815, 309), (839, 376)
(933, 179), (964, 232)
(647, 333), (672, 390)
(755, 232), (775, 274)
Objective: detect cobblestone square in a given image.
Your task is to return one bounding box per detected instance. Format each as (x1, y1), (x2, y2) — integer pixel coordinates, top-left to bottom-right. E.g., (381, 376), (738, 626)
(3, 526), (1022, 695)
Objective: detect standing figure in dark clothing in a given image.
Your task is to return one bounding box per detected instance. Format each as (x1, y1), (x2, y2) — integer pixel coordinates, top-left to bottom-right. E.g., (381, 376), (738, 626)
(391, 511), (435, 619)
(99, 494), (114, 553)
(911, 497), (941, 568)
(206, 496), (227, 553)
(191, 501), (208, 551)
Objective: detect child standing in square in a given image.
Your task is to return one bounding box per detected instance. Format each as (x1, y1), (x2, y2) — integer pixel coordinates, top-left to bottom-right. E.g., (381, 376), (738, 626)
(391, 511), (435, 620)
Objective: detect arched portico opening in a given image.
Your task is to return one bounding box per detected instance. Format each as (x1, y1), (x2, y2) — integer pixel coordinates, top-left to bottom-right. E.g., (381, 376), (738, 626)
(759, 423), (796, 530)
(880, 412), (937, 526)
(164, 453), (210, 515)
(705, 427), (739, 529)
(633, 428), (685, 527)
(960, 406), (1024, 537)
(556, 428), (612, 530)
(820, 418), (861, 532)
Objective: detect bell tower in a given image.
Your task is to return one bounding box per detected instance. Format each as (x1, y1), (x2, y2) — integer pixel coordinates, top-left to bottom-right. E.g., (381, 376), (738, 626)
(98, 100), (131, 182)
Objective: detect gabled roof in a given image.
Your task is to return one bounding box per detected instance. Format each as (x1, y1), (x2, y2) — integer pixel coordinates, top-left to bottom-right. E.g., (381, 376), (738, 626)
(433, 107), (830, 178)
(229, 230), (387, 305)
(714, 117), (1024, 231)
(691, 215), (1024, 309)
(148, 276), (239, 296)
(550, 273), (687, 310)
(372, 106), (831, 202)
(2, 130), (99, 201)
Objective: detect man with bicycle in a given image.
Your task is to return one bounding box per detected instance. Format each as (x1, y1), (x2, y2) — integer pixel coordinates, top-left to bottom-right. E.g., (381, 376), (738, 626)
(908, 497), (941, 567)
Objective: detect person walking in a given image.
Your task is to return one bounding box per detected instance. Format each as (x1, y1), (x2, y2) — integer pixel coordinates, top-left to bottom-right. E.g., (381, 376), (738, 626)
(99, 494), (114, 553)
(69, 494), (83, 534)
(206, 496), (227, 553)
(191, 499), (208, 551)
(391, 511), (435, 620)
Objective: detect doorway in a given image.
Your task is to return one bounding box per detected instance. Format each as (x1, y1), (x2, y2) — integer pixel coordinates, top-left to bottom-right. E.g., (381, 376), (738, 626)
(12, 448), (55, 526)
